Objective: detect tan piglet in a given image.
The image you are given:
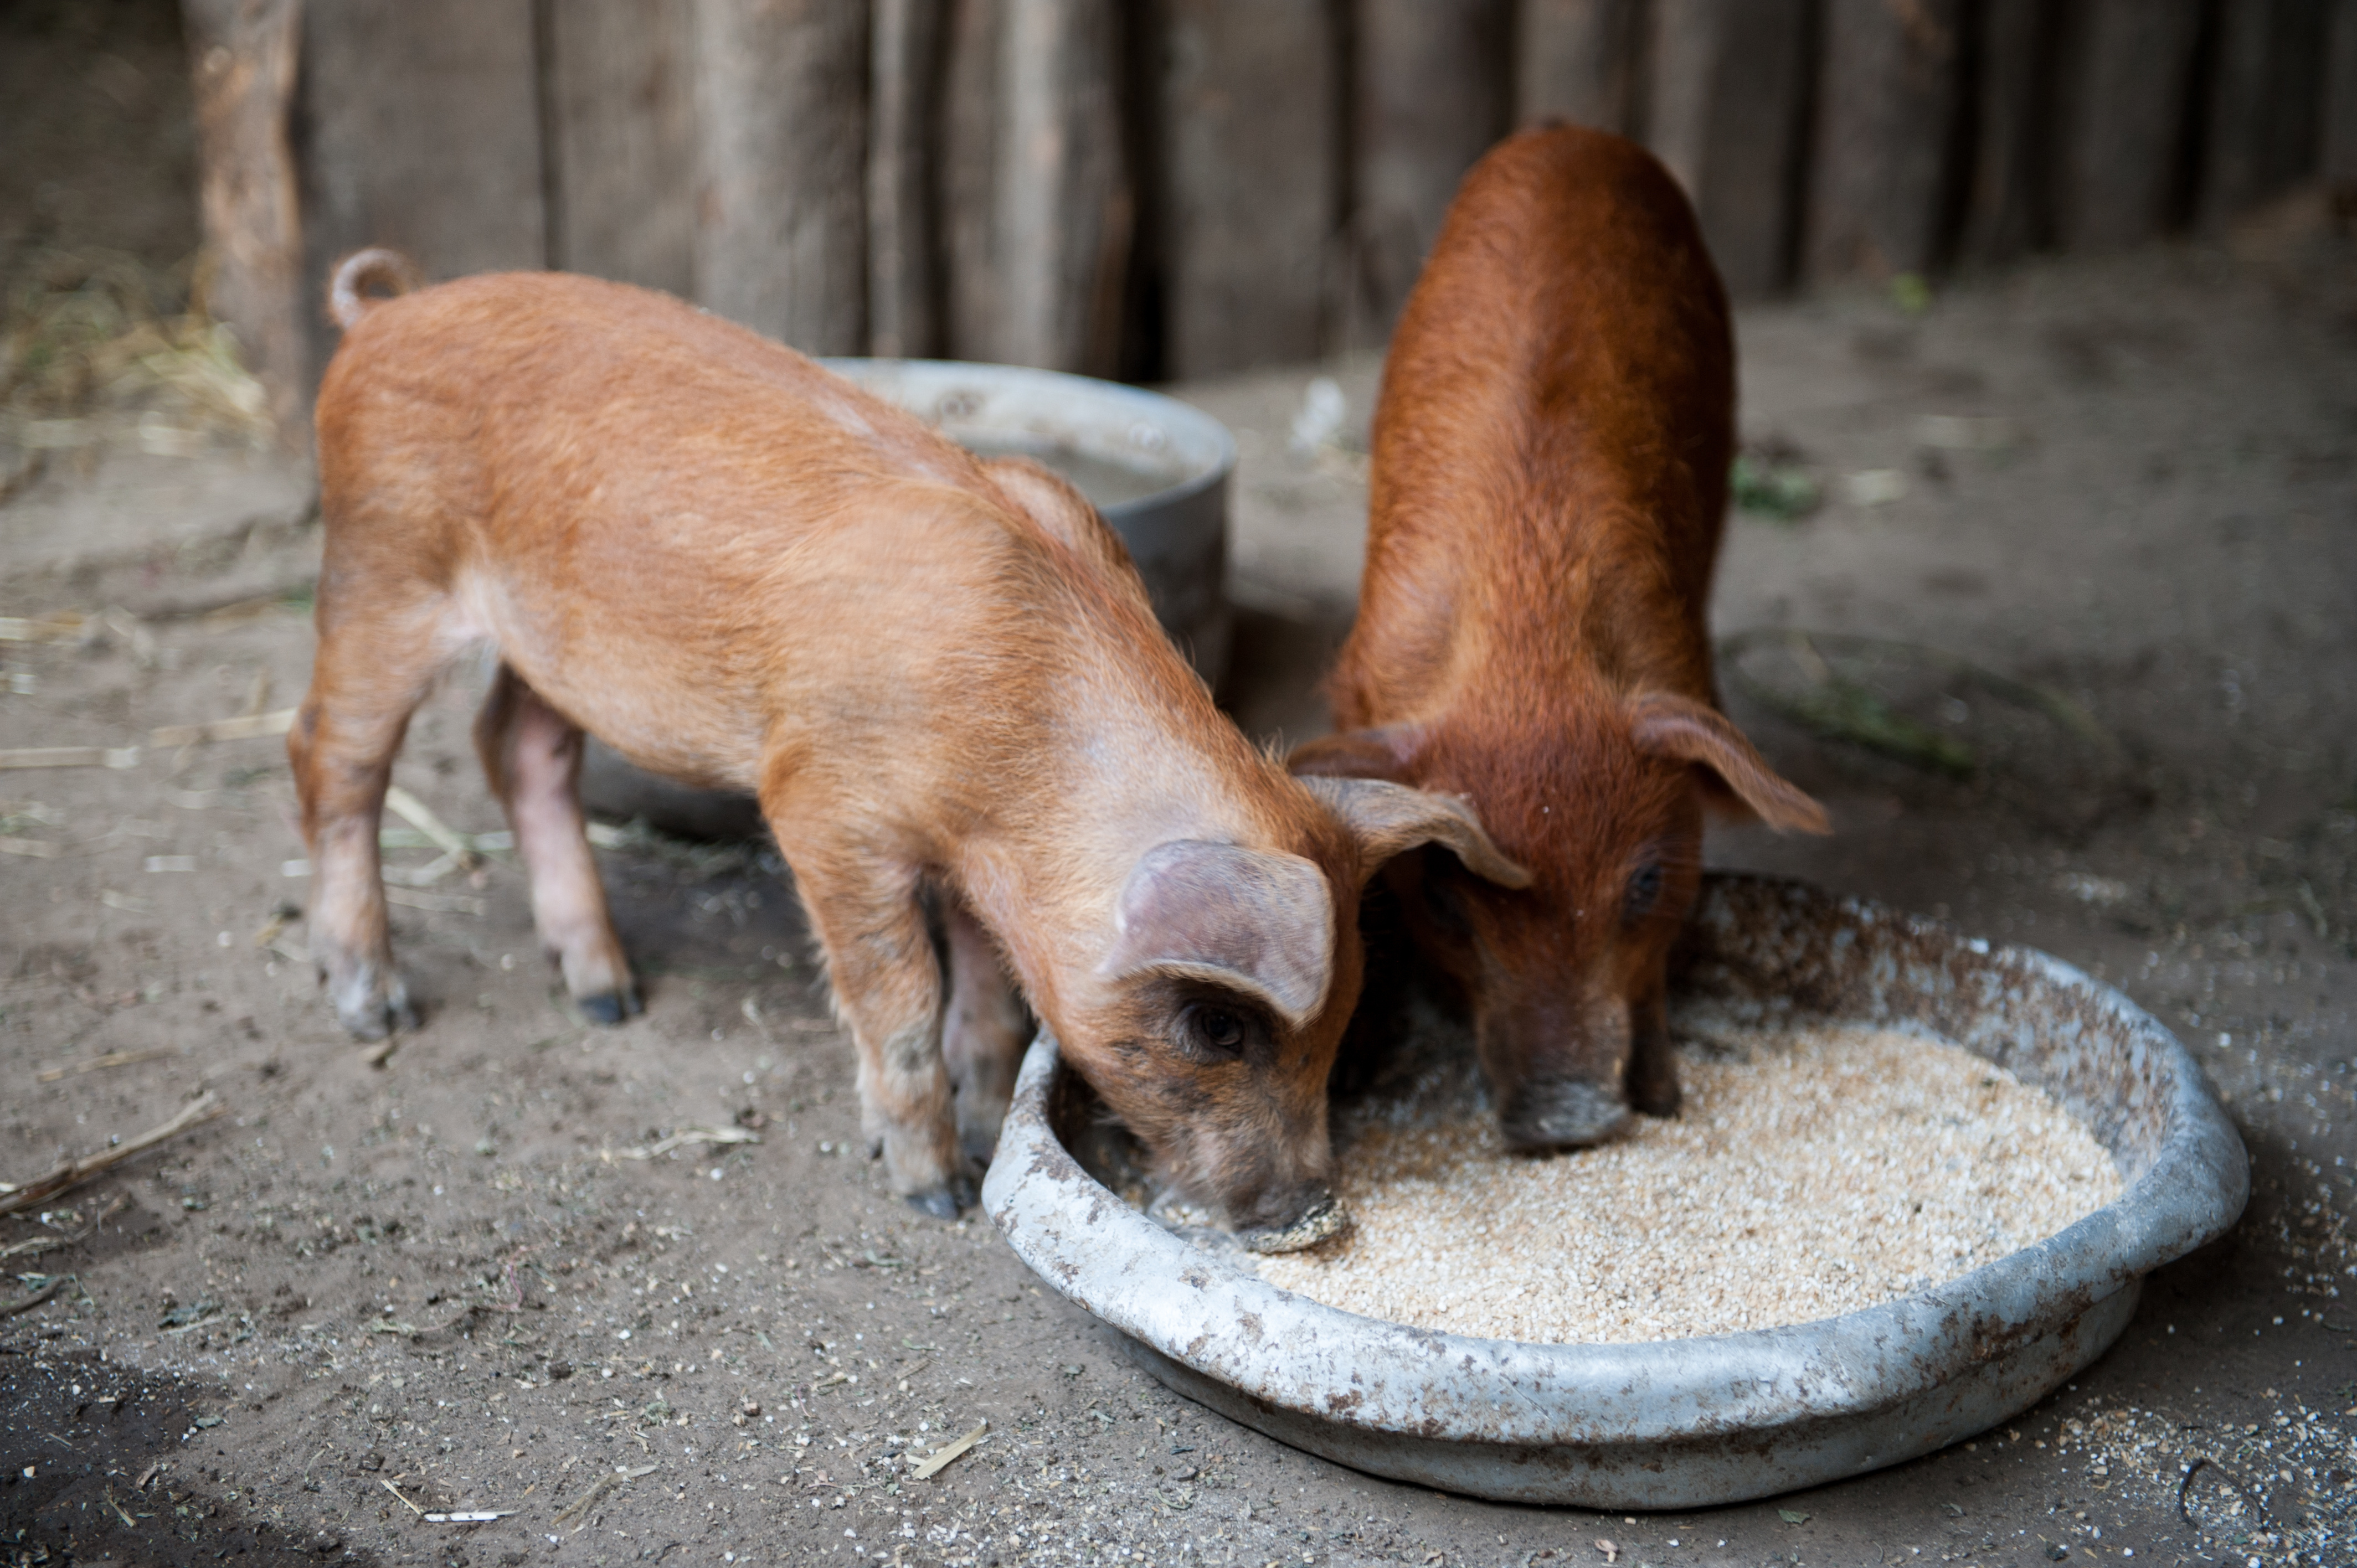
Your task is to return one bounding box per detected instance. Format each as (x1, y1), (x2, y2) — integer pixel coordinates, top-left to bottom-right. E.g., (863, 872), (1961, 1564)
(295, 255), (1525, 1239)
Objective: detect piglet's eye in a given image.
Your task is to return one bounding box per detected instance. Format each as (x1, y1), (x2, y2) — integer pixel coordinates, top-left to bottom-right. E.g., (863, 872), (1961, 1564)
(1182, 1005), (1248, 1056)
(1624, 862), (1665, 923)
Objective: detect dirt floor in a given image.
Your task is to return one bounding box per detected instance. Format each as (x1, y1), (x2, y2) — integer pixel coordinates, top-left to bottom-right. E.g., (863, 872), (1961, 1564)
(6, 202), (2357, 1568)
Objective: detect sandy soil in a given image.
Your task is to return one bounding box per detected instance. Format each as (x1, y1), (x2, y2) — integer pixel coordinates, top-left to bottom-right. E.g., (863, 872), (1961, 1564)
(5, 216), (2357, 1568)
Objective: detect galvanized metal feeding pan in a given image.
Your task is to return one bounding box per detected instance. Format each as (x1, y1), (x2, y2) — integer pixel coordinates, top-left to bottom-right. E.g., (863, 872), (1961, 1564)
(981, 873), (2248, 1509)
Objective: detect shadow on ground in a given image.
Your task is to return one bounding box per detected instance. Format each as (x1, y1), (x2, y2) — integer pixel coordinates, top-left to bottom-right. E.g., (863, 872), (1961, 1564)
(2, 1344), (380, 1566)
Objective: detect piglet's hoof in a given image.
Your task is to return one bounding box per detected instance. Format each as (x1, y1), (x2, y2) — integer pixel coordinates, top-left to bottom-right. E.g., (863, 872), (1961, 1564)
(1628, 1070), (1681, 1118)
(576, 985), (643, 1026)
(328, 964), (420, 1041)
(902, 1173), (979, 1221)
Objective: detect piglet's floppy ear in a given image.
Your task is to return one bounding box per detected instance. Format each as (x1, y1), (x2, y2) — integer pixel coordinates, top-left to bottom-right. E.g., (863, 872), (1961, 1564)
(1100, 842), (1335, 1028)
(1628, 692), (1831, 834)
(1299, 776), (1533, 891)
(1286, 724), (1419, 784)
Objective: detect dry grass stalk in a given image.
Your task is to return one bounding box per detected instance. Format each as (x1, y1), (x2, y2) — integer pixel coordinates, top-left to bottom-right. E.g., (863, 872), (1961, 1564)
(601, 1127), (761, 1163)
(383, 785), (477, 861)
(383, 886), (486, 915)
(384, 850), (464, 889)
(0, 745), (142, 771)
(2, 247), (272, 450)
(550, 1465), (654, 1528)
(0, 614), (90, 644)
(0, 1091), (226, 1218)
(36, 1046), (182, 1083)
(909, 1420), (989, 1479)
(0, 1277), (68, 1318)
(0, 1196), (127, 1261)
(150, 707), (297, 747)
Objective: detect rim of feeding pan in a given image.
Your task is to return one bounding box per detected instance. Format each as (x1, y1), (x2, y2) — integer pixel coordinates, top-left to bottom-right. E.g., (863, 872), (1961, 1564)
(981, 872), (2247, 1509)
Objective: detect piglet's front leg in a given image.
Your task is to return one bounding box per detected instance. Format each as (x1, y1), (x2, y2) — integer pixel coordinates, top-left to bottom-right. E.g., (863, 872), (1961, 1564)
(785, 847), (971, 1216)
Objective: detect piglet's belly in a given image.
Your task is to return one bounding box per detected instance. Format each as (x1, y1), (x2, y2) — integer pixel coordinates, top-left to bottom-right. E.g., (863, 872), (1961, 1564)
(454, 576), (769, 796)
(544, 675), (761, 797)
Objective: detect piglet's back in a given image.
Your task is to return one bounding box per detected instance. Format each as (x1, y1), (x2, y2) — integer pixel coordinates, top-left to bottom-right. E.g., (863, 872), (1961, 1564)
(316, 270), (984, 566)
(312, 271), (1061, 793)
(1350, 126), (1735, 716)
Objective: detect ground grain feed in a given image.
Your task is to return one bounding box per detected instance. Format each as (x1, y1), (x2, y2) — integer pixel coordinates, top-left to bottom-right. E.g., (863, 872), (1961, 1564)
(1255, 1022), (2123, 1343)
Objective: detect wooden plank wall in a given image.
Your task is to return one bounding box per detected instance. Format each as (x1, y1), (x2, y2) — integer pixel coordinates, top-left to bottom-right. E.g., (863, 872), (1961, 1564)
(688, 0), (871, 355)
(185, 0), (2354, 424)
(1806, 0), (1967, 283)
(1349, 0), (1516, 343)
(1154, 0), (1342, 378)
(290, 0), (546, 388)
(542, 0), (697, 300)
(1955, 0), (2061, 266)
(868, 0), (947, 359)
(1643, 0), (1818, 299)
(2051, 0), (2209, 252)
(2331, 0), (2357, 201)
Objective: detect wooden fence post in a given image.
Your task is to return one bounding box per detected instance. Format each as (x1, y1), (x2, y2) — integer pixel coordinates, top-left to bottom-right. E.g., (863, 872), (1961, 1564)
(181, 0), (306, 443)
(1645, 0), (1815, 297)
(690, 0), (871, 353)
(1514, 0), (1645, 134)
(542, 0), (698, 299)
(1350, 0), (1513, 341)
(1805, 0), (1966, 283)
(940, 0), (1131, 373)
(2329, 0), (2357, 201)
(941, 0), (1005, 362)
(2199, 0), (2335, 228)
(1957, 0), (2062, 267)
(869, 0), (948, 358)
(996, 0), (1131, 373)
(2051, 0), (2205, 251)
(1153, 0), (1341, 375)
(295, 0), (547, 383)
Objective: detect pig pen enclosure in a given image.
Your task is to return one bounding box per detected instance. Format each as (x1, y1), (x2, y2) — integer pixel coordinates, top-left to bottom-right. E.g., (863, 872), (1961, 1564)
(6, 2), (2357, 1566)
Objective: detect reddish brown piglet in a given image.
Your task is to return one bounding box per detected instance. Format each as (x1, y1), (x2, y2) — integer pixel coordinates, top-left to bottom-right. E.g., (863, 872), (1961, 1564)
(295, 253), (1526, 1241)
(1292, 127), (1828, 1148)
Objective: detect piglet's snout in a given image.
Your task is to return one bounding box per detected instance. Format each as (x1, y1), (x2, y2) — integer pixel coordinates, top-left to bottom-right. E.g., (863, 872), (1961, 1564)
(1194, 1121), (1344, 1250)
(1490, 993), (1634, 1151)
(1499, 1077), (1630, 1150)
(1235, 1180), (1349, 1255)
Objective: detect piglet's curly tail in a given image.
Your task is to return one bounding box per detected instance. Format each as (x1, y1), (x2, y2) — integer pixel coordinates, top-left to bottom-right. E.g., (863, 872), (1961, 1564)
(327, 247), (421, 330)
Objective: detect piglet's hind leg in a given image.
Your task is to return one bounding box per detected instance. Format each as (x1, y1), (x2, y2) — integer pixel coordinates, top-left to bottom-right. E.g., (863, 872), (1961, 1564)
(289, 623), (437, 1039)
(475, 664), (639, 1023)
